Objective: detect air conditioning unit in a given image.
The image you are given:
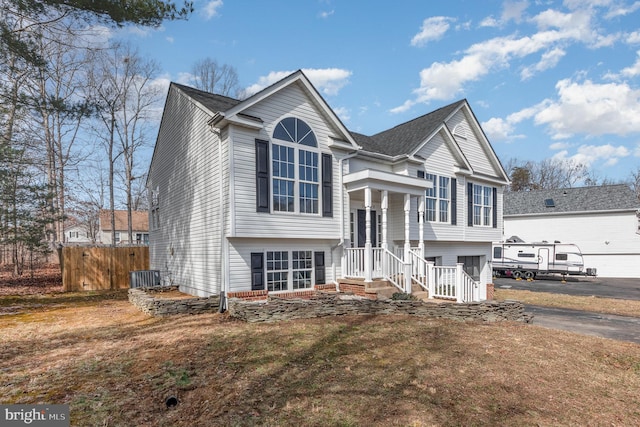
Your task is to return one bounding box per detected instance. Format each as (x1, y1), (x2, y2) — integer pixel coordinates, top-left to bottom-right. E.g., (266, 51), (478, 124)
(129, 270), (161, 288)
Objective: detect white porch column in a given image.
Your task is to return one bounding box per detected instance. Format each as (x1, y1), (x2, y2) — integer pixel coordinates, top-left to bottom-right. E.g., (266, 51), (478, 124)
(364, 187), (372, 283)
(403, 193), (411, 261)
(381, 190), (388, 251)
(418, 195), (425, 257)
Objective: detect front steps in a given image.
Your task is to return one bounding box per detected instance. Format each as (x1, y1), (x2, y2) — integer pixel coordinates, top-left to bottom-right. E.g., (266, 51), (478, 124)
(338, 278), (430, 301)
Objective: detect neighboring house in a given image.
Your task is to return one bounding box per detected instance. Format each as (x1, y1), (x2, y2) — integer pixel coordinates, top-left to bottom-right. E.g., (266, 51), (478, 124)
(147, 71), (509, 300)
(64, 223), (92, 244)
(99, 209), (149, 245)
(503, 185), (640, 278)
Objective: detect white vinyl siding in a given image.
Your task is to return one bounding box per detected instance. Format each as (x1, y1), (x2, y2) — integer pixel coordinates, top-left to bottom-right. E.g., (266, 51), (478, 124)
(447, 110), (498, 177)
(147, 87), (224, 297)
(227, 238), (338, 293)
(230, 83), (341, 239)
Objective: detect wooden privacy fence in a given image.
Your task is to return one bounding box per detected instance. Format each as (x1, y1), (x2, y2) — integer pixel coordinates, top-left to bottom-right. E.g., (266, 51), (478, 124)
(61, 246), (149, 291)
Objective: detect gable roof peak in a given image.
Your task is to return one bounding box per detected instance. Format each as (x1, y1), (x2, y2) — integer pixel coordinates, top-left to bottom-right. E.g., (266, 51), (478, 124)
(353, 99), (467, 157)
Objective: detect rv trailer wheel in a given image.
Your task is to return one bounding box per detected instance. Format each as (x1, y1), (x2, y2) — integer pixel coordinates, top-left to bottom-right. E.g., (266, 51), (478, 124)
(512, 270), (523, 279)
(524, 271), (534, 280)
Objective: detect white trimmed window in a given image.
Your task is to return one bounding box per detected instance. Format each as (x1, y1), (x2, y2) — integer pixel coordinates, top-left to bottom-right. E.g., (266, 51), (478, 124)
(292, 251), (313, 290)
(272, 118), (319, 214)
(422, 173), (451, 223)
(266, 251), (289, 291)
(473, 184), (493, 226)
(262, 250), (323, 292)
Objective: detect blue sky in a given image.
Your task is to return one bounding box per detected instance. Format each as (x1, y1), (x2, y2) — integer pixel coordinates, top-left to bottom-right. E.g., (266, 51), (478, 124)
(119, 0), (640, 182)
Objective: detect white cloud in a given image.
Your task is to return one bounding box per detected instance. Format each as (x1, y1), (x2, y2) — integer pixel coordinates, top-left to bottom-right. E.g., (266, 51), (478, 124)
(411, 16), (455, 47)
(202, 0), (223, 20)
(549, 141), (571, 150)
(604, 0), (640, 18)
(553, 143), (631, 167)
(333, 106), (350, 122)
(243, 68), (352, 98)
(479, 16), (499, 27)
(481, 102), (546, 141)
(166, 36), (174, 43)
(620, 51), (640, 77)
(534, 78), (640, 138)
(635, 143), (640, 157)
(393, 2), (621, 111)
(626, 31), (640, 44)
(501, 1), (529, 23)
(319, 10), (335, 19)
(520, 47), (566, 80)
(482, 117), (515, 141)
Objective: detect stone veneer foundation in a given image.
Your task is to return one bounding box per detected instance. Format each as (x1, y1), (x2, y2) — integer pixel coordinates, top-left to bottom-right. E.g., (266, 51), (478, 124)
(129, 284), (529, 323)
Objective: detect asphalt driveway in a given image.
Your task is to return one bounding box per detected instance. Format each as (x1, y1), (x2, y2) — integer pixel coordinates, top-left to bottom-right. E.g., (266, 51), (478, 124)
(495, 275), (640, 344)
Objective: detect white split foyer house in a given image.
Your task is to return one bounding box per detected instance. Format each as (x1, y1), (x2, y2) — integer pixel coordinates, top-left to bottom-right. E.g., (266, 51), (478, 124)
(147, 71), (510, 303)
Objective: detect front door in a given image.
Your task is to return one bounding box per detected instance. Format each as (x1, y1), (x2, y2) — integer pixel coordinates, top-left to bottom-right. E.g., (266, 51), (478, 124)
(356, 209), (377, 248)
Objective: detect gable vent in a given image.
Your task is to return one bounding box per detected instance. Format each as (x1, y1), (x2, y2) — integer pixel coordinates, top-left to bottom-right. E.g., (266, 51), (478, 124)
(544, 198), (555, 208)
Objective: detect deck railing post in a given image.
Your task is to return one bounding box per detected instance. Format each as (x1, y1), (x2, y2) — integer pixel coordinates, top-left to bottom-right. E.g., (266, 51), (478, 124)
(404, 262), (412, 294)
(427, 262), (435, 299)
(456, 263), (464, 303)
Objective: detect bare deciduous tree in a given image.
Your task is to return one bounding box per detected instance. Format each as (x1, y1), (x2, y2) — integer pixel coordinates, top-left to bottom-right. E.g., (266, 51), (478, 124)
(190, 58), (241, 97)
(87, 41), (161, 244)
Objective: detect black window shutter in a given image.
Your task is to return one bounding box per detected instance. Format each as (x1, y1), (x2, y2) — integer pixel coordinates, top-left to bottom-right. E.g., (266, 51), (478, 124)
(322, 153), (333, 217)
(451, 178), (457, 225)
(255, 140), (270, 212)
(467, 182), (473, 227)
(417, 170), (425, 222)
(492, 187), (498, 229)
(250, 252), (264, 290)
(314, 251), (325, 284)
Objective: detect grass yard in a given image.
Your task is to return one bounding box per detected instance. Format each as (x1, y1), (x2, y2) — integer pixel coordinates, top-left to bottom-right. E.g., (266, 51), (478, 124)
(1, 287), (640, 426)
(494, 288), (640, 318)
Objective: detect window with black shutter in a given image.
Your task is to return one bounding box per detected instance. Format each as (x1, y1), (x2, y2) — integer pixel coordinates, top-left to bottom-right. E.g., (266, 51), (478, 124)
(451, 178), (457, 225)
(250, 252), (264, 290)
(314, 251), (325, 284)
(322, 153), (333, 217)
(467, 182), (473, 227)
(255, 140), (270, 212)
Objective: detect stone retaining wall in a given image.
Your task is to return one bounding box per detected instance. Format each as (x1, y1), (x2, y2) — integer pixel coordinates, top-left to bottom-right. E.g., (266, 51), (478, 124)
(128, 286), (220, 316)
(228, 293), (529, 323)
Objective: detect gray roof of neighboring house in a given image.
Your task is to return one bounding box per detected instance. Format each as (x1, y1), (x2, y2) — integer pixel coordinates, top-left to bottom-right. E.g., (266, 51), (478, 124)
(172, 81), (468, 158)
(504, 184), (640, 216)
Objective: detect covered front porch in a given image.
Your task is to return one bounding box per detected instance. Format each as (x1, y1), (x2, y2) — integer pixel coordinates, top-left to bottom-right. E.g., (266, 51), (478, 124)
(341, 169), (485, 303)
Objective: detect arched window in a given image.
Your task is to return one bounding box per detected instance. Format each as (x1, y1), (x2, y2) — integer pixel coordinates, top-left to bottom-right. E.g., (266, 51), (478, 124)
(271, 118), (319, 213)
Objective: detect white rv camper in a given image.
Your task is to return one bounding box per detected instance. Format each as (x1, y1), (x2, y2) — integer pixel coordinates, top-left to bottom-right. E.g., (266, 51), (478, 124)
(492, 240), (595, 279)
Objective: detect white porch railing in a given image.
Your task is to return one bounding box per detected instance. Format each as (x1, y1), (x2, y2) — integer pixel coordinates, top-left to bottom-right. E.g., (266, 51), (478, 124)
(344, 248), (481, 302)
(344, 247), (384, 279)
(381, 248), (411, 293)
(429, 264), (479, 303)
(408, 249), (428, 291)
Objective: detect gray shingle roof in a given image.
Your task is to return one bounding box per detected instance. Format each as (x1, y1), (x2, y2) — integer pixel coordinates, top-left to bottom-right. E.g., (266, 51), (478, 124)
(356, 100), (466, 156)
(504, 184), (640, 216)
(171, 80), (467, 158)
(172, 82), (241, 113)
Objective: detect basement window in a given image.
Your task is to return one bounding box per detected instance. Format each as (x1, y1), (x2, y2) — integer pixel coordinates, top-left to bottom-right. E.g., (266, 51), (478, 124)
(544, 198), (555, 208)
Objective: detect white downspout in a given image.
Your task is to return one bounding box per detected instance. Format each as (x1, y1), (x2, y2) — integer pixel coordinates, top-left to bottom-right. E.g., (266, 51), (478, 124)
(211, 124), (227, 311)
(330, 151), (358, 290)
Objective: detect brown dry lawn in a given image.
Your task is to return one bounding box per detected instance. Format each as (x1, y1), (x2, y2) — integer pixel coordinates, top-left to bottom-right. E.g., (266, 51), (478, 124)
(495, 288), (640, 318)
(0, 288), (639, 426)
